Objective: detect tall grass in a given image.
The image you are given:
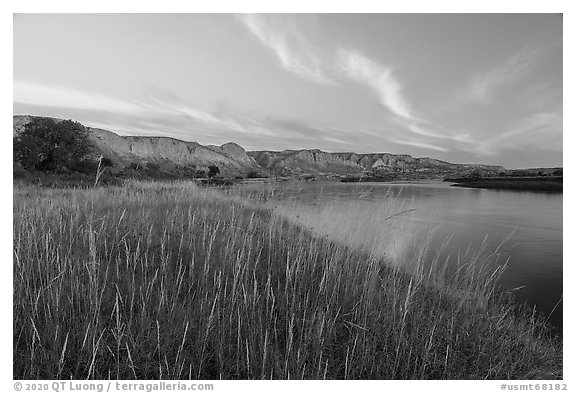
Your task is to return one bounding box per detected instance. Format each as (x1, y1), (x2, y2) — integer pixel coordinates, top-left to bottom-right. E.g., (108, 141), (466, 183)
(13, 181), (561, 379)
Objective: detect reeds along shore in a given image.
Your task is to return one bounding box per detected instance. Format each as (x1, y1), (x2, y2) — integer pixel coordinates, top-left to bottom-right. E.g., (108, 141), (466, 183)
(13, 181), (562, 380)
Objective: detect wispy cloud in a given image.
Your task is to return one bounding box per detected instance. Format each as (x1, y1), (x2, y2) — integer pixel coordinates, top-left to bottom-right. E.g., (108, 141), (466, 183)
(323, 136), (349, 145)
(403, 121), (449, 139)
(461, 44), (551, 104)
(390, 138), (450, 152)
(14, 80), (144, 115)
(147, 94), (274, 136)
(14, 80), (277, 137)
(238, 14), (446, 145)
(498, 112), (562, 142)
(14, 80), (346, 145)
(237, 15), (417, 123)
(474, 112), (562, 156)
(236, 14), (336, 84)
(336, 49), (415, 122)
(517, 82), (562, 111)
(236, 14), (468, 148)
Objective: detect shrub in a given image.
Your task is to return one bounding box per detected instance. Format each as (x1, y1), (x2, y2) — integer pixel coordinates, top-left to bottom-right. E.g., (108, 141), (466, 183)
(194, 170), (207, 179)
(14, 117), (93, 172)
(71, 159), (99, 174)
(208, 165), (220, 179)
(246, 170), (264, 178)
(101, 157), (114, 167)
(13, 161), (27, 179)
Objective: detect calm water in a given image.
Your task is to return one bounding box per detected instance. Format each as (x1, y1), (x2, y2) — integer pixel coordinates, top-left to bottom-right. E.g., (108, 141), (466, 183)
(238, 181), (563, 330)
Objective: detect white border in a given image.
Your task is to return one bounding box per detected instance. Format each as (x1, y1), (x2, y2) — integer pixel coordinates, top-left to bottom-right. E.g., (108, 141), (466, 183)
(3, 2), (572, 391)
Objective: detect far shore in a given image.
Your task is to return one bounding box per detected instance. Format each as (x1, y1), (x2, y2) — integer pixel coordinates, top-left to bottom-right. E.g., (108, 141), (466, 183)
(447, 176), (563, 192)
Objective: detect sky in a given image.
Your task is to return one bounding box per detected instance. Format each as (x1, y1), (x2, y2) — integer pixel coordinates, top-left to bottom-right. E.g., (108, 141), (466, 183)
(13, 13), (563, 168)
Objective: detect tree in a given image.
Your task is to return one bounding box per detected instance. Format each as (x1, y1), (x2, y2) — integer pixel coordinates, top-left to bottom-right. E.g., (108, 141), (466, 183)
(101, 157), (114, 168)
(207, 165), (220, 178)
(14, 117), (93, 172)
(194, 169), (207, 179)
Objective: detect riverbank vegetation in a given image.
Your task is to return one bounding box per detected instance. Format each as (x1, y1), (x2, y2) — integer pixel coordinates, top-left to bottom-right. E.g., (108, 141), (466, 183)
(448, 176), (563, 192)
(13, 181), (562, 379)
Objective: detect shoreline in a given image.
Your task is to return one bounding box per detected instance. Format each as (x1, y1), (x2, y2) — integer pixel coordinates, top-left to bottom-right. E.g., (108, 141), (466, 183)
(447, 177), (563, 192)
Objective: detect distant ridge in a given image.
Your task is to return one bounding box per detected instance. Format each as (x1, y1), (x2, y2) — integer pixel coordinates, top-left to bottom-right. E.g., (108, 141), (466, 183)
(248, 149), (505, 178)
(13, 115), (507, 179)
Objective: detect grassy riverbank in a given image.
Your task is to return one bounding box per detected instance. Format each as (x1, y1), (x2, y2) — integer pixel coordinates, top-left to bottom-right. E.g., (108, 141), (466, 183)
(13, 181), (562, 379)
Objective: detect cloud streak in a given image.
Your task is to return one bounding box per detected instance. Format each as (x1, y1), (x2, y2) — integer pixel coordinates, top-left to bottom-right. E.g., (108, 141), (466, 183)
(462, 44), (551, 104)
(472, 112), (562, 156)
(14, 80), (144, 115)
(390, 138), (450, 152)
(238, 15), (417, 122)
(497, 112), (562, 145)
(14, 80), (348, 146)
(147, 94), (275, 136)
(14, 80), (278, 137)
(337, 49), (415, 122)
(237, 14), (336, 84)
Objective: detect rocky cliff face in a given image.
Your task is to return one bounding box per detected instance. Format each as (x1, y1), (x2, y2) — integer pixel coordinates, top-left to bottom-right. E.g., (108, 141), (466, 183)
(13, 115), (262, 177)
(13, 115), (506, 179)
(248, 150), (505, 178)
